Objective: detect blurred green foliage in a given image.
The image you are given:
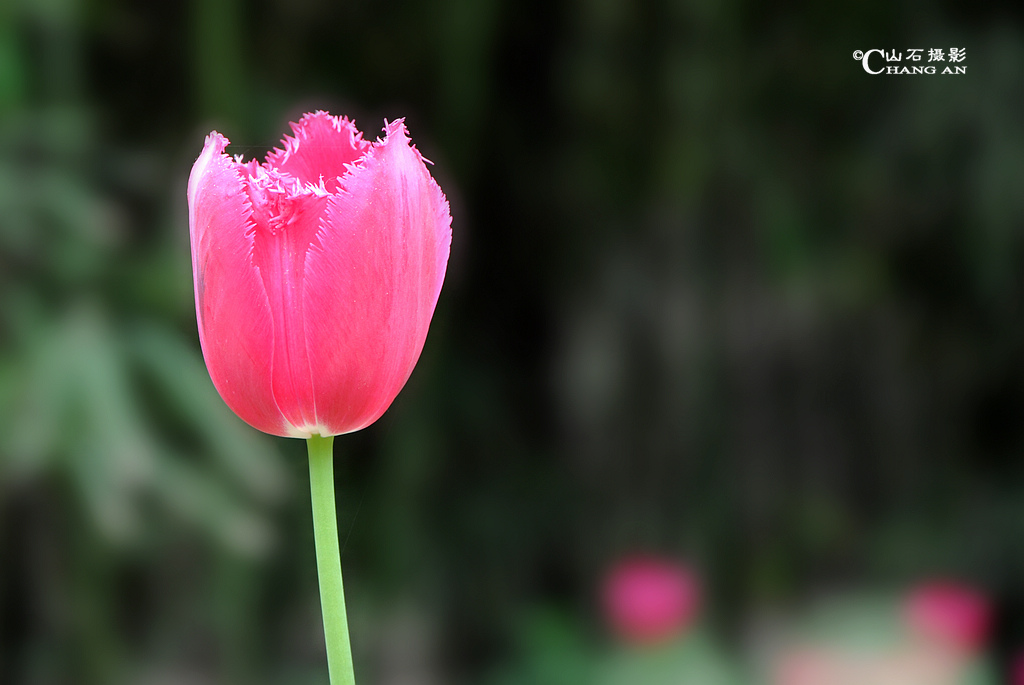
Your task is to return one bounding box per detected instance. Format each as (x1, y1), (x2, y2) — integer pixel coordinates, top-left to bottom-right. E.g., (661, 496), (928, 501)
(0, 0), (1023, 683)
(488, 609), (739, 685)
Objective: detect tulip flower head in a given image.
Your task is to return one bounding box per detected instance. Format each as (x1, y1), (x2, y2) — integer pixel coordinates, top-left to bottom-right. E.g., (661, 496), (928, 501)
(188, 111), (451, 685)
(188, 111), (451, 438)
(904, 581), (991, 653)
(602, 556), (700, 645)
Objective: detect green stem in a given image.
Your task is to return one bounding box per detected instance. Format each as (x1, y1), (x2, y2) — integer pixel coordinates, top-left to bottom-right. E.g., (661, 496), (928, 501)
(307, 435), (356, 685)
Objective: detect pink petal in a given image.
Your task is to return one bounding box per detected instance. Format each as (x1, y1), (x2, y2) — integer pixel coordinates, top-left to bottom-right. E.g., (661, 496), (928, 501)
(266, 111), (370, 193)
(302, 120), (452, 435)
(188, 133), (287, 436)
(245, 166), (331, 434)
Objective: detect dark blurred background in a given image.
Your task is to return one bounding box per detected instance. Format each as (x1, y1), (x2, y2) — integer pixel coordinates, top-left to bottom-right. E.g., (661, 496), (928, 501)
(1, 0), (1024, 683)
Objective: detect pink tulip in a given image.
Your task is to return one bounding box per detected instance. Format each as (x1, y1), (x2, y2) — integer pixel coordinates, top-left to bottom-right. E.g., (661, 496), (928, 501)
(188, 111), (451, 438)
(904, 580), (991, 652)
(602, 556), (700, 644)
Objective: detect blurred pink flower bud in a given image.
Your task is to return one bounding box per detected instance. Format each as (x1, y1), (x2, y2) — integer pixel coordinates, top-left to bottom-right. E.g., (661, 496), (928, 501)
(188, 111), (451, 438)
(904, 580), (991, 652)
(602, 556), (700, 644)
